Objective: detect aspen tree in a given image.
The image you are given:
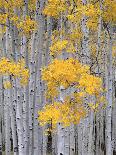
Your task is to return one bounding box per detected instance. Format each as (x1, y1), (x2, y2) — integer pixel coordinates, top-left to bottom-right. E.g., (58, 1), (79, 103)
(32, 1), (45, 154)
(0, 77), (2, 155)
(106, 26), (113, 155)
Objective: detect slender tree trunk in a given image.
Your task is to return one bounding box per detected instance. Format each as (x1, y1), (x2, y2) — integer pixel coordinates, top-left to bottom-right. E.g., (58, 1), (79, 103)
(106, 26), (113, 155)
(69, 125), (75, 155)
(29, 32), (36, 155)
(78, 121), (83, 155)
(88, 112), (94, 155)
(16, 79), (25, 155)
(4, 21), (11, 155)
(10, 24), (19, 155)
(23, 1), (30, 154)
(9, 81), (18, 155)
(0, 78), (2, 155)
(32, 1), (45, 154)
(4, 80), (11, 155)
(112, 69), (116, 154)
(57, 123), (65, 155)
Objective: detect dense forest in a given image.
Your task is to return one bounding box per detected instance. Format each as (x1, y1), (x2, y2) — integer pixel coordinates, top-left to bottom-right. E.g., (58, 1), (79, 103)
(0, 0), (116, 155)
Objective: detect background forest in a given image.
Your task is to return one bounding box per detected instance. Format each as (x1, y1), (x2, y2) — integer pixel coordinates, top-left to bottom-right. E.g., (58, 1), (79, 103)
(0, 0), (116, 155)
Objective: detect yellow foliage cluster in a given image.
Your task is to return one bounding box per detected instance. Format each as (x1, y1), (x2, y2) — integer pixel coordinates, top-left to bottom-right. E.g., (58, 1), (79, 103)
(103, 0), (116, 23)
(112, 46), (116, 57)
(50, 33), (79, 56)
(79, 74), (102, 95)
(16, 16), (37, 35)
(43, 0), (67, 17)
(38, 58), (103, 128)
(68, 29), (82, 42)
(43, 0), (116, 31)
(28, 0), (36, 11)
(67, 3), (101, 30)
(0, 57), (29, 86)
(42, 58), (102, 98)
(0, 0), (23, 9)
(38, 89), (105, 129)
(0, 0), (37, 35)
(38, 101), (86, 129)
(9, 15), (37, 35)
(3, 81), (12, 89)
(0, 14), (8, 25)
(50, 40), (68, 55)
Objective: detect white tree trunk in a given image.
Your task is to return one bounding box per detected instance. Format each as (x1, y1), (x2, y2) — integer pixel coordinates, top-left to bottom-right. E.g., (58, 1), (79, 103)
(69, 125), (75, 155)
(57, 123), (65, 155)
(4, 82), (11, 155)
(0, 78), (2, 155)
(78, 122), (83, 155)
(112, 70), (116, 154)
(88, 112), (94, 155)
(64, 127), (70, 155)
(33, 1), (45, 154)
(16, 80), (25, 155)
(9, 81), (18, 155)
(29, 32), (36, 155)
(106, 26), (113, 155)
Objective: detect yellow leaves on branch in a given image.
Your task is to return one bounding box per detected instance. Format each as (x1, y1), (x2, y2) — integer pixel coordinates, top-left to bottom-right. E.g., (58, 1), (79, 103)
(0, 14), (8, 25)
(43, 0), (116, 31)
(42, 58), (102, 96)
(0, 13), (37, 35)
(0, 57), (29, 87)
(10, 16), (37, 35)
(41, 57), (103, 117)
(50, 29), (82, 56)
(79, 74), (102, 95)
(3, 81), (12, 89)
(38, 101), (86, 129)
(17, 16), (37, 35)
(43, 0), (67, 17)
(0, 0), (23, 9)
(28, 0), (36, 11)
(50, 39), (77, 56)
(103, 0), (116, 23)
(0, 0), (37, 35)
(50, 40), (68, 55)
(38, 58), (104, 129)
(112, 46), (116, 58)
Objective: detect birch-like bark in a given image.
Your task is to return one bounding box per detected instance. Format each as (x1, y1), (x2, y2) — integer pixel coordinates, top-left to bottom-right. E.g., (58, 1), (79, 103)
(9, 81), (18, 155)
(69, 125), (75, 155)
(4, 78), (11, 155)
(82, 117), (89, 155)
(0, 118), (2, 155)
(16, 79), (25, 155)
(106, 26), (113, 155)
(95, 11), (102, 155)
(81, 0), (90, 153)
(23, 1), (30, 154)
(64, 127), (70, 155)
(88, 112), (94, 155)
(32, 0), (45, 154)
(42, 17), (52, 155)
(78, 121), (83, 155)
(57, 86), (65, 155)
(57, 122), (65, 155)
(29, 32), (36, 155)
(0, 78), (2, 155)
(4, 22), (11, 155)
(10, 23), (19, 155)
(112, 69), (116, 153)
